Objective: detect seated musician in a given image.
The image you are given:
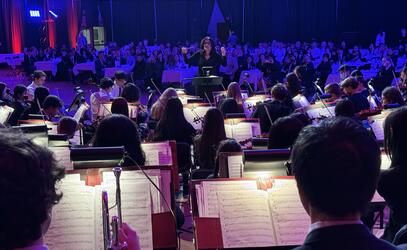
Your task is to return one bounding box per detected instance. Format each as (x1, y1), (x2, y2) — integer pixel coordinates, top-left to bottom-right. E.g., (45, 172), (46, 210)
(150, 88), (178, 121)
(194, 108), (226, 170)
(381, 86), (405, 109)
(57, 116), (78, 139)
(338, 64), (351, 81)
(0, 82), (13, 106)
(267, 116), (304, 149)
(121, 82), (141, 103)
(90, 77), (114, 122)
(0, 129), (140, 250)
(213, 139), (242, 178)
(340, 77), (370, 113)
(252, 84), (293, 135)
(291, 117), (407, 250)
(378, 107), (407, 243)
(371, 56), (394, 96)
(111, 97), (130, 117)
(218, 82), (244, 116)
(8, 85), (30, 126)
(324, 83), (343, 103)
(22, 87), (50, 119)
(42, 95), (63, 121)
(111, 71), (129, 98)
(350, 70), (369, 98)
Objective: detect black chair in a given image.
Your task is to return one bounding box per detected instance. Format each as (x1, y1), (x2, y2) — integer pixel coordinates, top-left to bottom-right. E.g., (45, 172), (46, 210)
(394, 224), (407, 245)
(191, 169), (214, 180)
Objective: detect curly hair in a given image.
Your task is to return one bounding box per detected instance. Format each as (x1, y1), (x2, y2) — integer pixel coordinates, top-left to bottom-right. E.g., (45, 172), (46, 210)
(0, 129), (65, 249)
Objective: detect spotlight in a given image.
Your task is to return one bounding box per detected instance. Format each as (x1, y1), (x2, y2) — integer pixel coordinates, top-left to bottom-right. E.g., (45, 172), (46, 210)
(29, 10), (41, 17)
(48, 10), (58, 19)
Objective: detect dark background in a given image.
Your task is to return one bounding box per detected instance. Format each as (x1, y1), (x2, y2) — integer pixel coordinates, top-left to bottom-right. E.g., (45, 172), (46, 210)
(2, 0), (407, 50)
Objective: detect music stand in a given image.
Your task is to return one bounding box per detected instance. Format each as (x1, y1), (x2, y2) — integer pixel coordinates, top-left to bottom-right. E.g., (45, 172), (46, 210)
(192, 76), (223, 101)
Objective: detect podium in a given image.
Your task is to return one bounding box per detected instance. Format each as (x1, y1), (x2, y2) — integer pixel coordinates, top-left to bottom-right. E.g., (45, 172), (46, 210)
(192, 76), (223, 101)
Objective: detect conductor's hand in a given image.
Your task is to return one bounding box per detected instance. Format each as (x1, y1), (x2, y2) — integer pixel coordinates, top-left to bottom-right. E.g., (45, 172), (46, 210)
(221, 47), (227, 57)
(181, 47), (188, 55)
(119, 222), (140, 250)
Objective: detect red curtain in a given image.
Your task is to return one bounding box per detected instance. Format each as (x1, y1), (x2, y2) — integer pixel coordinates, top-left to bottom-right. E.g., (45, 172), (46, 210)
(45, 0), (56, 48)
(1, 0), (24, 53)
(67, 0), (80, 48)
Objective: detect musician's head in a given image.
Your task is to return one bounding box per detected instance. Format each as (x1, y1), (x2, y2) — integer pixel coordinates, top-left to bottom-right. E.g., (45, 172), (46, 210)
(401, 66), (407, 81)
(268, 116), (305, 149)
(271, 83), (289, 102)
(34, 86), (50, 108)
(338, 65), (351, 80)
(0, 82), (7, 99)
(42, 95), (63, 118)
(121, 83), (140, 103)
(382, 86), (404, 107)
(285, 72), (301, 96)
(334, 98), (355, 117)
(292, 117), (380, 221)
(214, 139), (242, 178)
(201, 108), (226, 145)
(111, 97), (129, 117)
(13, 85), (28, 101)
(382, 56), (392, 69)
(384, 106), (407, 167)
(57, 116), (78, 139)
(0, 129), (64, 249)
(227, 82), (242, 103)
(114, 71), (128, 87)
(158, 87), (178, 104)
(340, 77), (359, 95)
(93, 114), (145, 166)
(99, 77), (114, 92)
(200, 36), (214, 54)
(33, 70), (46, 86)
(324, 83), (342, 101)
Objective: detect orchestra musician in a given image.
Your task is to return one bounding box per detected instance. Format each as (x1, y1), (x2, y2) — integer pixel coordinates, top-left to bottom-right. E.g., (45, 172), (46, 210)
(90, 77), (114, 122)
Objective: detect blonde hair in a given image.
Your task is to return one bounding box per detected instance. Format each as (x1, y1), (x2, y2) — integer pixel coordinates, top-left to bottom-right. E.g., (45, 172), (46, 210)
(151, 87), (178, 120)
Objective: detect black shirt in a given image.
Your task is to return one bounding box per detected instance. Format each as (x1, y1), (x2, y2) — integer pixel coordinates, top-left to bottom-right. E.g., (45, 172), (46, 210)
(184, 51), (227, 76)
(252, 100), (292, 134)
(347, 93), (370, 113)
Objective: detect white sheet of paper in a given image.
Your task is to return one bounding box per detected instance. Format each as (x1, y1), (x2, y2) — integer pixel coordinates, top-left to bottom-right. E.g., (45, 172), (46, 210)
(183, 106), (212, 130)
(227, 155), (243, 178)
(381, 153), (391, 170)
(0, 105), (14, 124)
(141, 142), (172, 166)
(370, 118), (385, 141)
(49, 146), (73, 171)
(225, 122), (253, 146)
(73, 103), (90, 122)
(218, 190), (276, 248)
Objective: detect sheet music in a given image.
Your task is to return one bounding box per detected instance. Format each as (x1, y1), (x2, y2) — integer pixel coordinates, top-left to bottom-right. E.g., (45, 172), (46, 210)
(49, 146), (73, 171)
(218, 190), (276, 248)
(268, 179), (309, 246)
(227, 155), (243, 178)
(141, 142), (172, 166)
(199, 180), (258, 217)
(370, 117), (385, 141)
(251, 123), (261, 137)
(183, 105), (212, 130)
(101, 178), (153, 250)
(73, 103), (90, 122)
(306, 106), (335, 120)
(225, 122), (253, 146)
(0, 105), (14, 124)
(381, 153), (392, 170)
(45, 179), (96, 250)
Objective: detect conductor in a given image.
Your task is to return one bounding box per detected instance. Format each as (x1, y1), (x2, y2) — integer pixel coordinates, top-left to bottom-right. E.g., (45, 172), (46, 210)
(182, 36), (227, 76)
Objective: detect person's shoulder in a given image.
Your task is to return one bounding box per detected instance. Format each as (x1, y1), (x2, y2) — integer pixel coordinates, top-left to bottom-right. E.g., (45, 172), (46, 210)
(396, 244), (407, 250)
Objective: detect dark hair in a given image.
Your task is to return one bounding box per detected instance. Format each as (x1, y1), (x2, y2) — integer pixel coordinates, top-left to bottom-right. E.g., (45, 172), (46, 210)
(268, 116), (304, 149)
(0, 129), (64, 249)
(289, 112), (310, 126)
(200, 36), (216, 55)
(382, 86), (404, 106)
(335, 98), (356, 117)
(338, 64), (350, 72)
(99, 77), (114, 90)
(13, 85), (27, 100)
(93, 114), (145, 166)
(0, 82), (6, 98)
(111, 97), (129, 117)
(57, 116), (78, 138)
(324, 83), (342, 98)
(292, 117), (380, 217)
(114, 71), (127, 81)
(43, 95), (63, 109)
(384, 107), (407, 167)
(198, 109), (226, 166)
(286, 73), (301, 96)
(33, 86), (50, 108)
(121, 83), (140, 103)
(154, 97), (194, 143)
(214, 139), (242, 178)
(271, 83), (289, 101)
(33, 70), (46, 80)
(350, 70), (363, 78)
(340, 77), (359, 90)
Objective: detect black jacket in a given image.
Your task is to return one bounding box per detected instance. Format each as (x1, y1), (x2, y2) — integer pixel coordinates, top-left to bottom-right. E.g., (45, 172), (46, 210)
(184, 51), (226, 76)
(293, 224), (407, 250)
(252, 100), (292, 134)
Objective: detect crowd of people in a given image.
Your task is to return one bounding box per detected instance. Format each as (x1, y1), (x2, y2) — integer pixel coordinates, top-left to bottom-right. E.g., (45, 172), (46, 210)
(1, 29), (407, 250)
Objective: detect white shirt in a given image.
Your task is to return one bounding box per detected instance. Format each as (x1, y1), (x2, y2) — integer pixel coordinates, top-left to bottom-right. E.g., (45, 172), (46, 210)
(27, 82), (39, 100)
(111, 83), (123, 98)
(90, 89), (112, 121)
(309, 219), (363, 233)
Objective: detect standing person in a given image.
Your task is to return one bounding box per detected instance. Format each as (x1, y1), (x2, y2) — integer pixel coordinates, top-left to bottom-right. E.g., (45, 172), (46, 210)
(182, 36), (227, 76)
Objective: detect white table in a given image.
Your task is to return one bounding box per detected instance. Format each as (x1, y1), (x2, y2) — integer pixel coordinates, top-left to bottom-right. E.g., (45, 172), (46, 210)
(34, 58), (61, 76)
(73, 62), (95, 76)
(0, 53), (24, 69)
